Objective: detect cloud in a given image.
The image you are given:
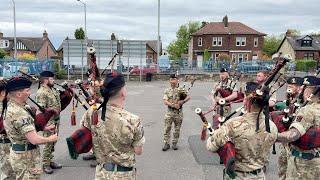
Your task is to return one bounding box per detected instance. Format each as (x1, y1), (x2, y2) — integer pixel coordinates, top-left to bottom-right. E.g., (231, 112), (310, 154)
(0, 0), (319, 49)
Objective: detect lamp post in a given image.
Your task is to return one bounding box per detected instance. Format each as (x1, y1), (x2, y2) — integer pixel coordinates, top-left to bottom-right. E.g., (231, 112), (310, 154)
(77, 0), (87, 80)
(11, 0), (17, 59)
(157, 0), (160, 62)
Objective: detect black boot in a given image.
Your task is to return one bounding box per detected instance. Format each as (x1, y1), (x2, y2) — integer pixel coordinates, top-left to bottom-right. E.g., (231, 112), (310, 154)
(43, 165), (53, 174)
(83, 153), (96, 161)
(162, 144), (170, 151)
(172, 144), (178, 150)
(50, 162), (62, 169)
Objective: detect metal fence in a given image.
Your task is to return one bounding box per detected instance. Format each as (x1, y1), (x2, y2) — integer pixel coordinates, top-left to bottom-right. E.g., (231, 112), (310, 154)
(0, 58), (55, 78)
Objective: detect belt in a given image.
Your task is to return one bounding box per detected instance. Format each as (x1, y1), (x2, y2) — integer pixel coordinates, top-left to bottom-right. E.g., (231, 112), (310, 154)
(0, 138), (11, 144)
(103, 163), (133, 172)
(291, 148), (320, 160)
(235, 168), (263, 175)
(12, 143), (37, 151)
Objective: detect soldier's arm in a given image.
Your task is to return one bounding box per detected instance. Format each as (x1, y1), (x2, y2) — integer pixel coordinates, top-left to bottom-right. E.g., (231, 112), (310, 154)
(224, 91), (238, 102)
(163, 89), (174, 107)
(277, 128), (301, 143)
(206, 122), (233, 152)
(80, 109), (91, 130)
(132, 119), (145, 155)
(25, 131), (58, 145)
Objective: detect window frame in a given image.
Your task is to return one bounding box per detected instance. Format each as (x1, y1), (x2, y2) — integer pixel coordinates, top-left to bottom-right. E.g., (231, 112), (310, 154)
(198, 37), (203, 47)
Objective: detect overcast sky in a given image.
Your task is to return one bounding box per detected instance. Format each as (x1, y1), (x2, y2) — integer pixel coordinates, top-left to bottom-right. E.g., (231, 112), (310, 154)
(0, 0), (319, 49)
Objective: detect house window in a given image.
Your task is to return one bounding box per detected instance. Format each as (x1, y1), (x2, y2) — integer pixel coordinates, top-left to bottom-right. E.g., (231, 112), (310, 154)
(244, 54), (249, 61)
(301, 40), (312, 47)
(254, 37), (258, 47)
(304, 53), (314, 60)
(0, 40), (9, 48)
(232, 54), (236, 62)
(238, 54), (244, 62)
(198, 37), (203, 47)
(212, 37), (222, 46)
(236, 37), (246, 46)
(215, 53), (220, 60)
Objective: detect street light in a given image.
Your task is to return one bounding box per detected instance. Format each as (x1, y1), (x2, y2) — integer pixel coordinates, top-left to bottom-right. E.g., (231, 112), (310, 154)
(157, 0), (160, 62)
(77, 0), (87, 80)
(11, 0), (17, 59)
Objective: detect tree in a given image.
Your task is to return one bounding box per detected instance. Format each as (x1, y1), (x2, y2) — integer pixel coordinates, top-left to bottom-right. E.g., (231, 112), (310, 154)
(0, 49), (7, 59)
(74, 27), (85, 39)
(203, 49), (210, 61)
(17, 53), (36, 60)
(167, 21), (201, 60)
(263, 35), (282, 57)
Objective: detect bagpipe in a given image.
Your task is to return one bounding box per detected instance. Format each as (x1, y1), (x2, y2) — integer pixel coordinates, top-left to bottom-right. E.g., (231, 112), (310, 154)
(26, 97), (59, 132)
(195, 57), (290, 178)
(195, 108), (236, 179)
(272, 85), (320, 150)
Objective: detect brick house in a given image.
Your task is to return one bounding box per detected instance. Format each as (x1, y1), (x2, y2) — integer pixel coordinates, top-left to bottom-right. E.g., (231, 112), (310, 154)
(0, 30), (57, 59)
(189, 16), (266, 67)
(276, 31), (320, 65)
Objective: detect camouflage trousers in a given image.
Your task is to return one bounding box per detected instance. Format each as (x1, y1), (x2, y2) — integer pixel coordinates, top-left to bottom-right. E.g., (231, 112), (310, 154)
(163, 112), (183, 145)
(95, 164), (136, 180)
(278, 144), (290, 180)
(42, 118), (60, 166)
(286, 154), (320, 179)
(0, 143), (15, 180)
(9, 148), (42, 180)
(223, 170), (265, 180)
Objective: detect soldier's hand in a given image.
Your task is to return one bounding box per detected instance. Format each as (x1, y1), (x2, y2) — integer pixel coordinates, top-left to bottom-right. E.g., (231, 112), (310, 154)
(48, 133), (58, 143)
(44, 124), (56, 133)
(174, 104), (181, 109)
(178, 100), (184, 106)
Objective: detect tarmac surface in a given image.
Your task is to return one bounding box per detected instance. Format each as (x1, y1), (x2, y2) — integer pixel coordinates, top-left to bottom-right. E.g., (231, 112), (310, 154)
(30, 80), (285, 180)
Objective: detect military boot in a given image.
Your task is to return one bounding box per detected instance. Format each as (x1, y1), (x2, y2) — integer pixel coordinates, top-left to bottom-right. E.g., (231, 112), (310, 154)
(162, 144), (170, 151)
(172, 144), (178, 150)
(43, 165), (53, 174)
(50, 162), (62, 169)
(83, 153), (96, 161)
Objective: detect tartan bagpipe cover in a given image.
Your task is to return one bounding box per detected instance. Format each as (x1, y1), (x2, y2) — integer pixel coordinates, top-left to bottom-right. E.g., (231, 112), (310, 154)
(66, 127), (93, 159)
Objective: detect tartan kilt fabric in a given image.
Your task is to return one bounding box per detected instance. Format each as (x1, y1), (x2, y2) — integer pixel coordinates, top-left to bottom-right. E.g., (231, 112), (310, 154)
(0, 116), (6, 135)
(66, 127), (93, 159)
(60, 89), (73, 111)
(217, 142), (236, 179)
(216, 89), (232, 98)
(291, 127), (320, 150)
(34, 108), (57, 131)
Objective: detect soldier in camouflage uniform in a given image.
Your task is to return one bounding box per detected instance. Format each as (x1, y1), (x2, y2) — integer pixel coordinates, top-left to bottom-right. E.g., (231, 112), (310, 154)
(0, 80), (15, 180)
(162, 74), (190, 151)
(207, 82), (278, 180)
(81, 72), (145, 180)
(3, 77), (57, 180)
(277, 76), (320, 179)
(277, 77), (303, 180)
(36, 71), (62, 174)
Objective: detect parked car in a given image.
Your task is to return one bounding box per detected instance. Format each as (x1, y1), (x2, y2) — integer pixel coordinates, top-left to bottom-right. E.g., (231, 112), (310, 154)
(236, 61), (271, 73)
(130, 65), (159, 75)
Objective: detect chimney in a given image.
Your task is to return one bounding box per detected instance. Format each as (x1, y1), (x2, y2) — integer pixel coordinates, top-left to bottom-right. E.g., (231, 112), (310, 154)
(0, 32), (3, 39)
(223, 15), (228, 27)
(111, 33), (116, 40)
(43, 30), (48, 39)
(201, 21), (207, 28)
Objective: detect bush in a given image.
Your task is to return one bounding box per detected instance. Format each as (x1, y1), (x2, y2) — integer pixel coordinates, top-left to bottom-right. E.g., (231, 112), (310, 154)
(55, 69), (67, 79)
(295, 59), (317, 72)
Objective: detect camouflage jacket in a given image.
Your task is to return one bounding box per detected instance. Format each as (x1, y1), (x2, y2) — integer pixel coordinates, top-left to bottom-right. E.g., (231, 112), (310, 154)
(207, 112), (278, 172)
(36, 85), (61, 124)
(3, 100), (36, 145)
(163, 87), (183, 114)
(82, 103), (145, 167)
(290, 102), (320, 152)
